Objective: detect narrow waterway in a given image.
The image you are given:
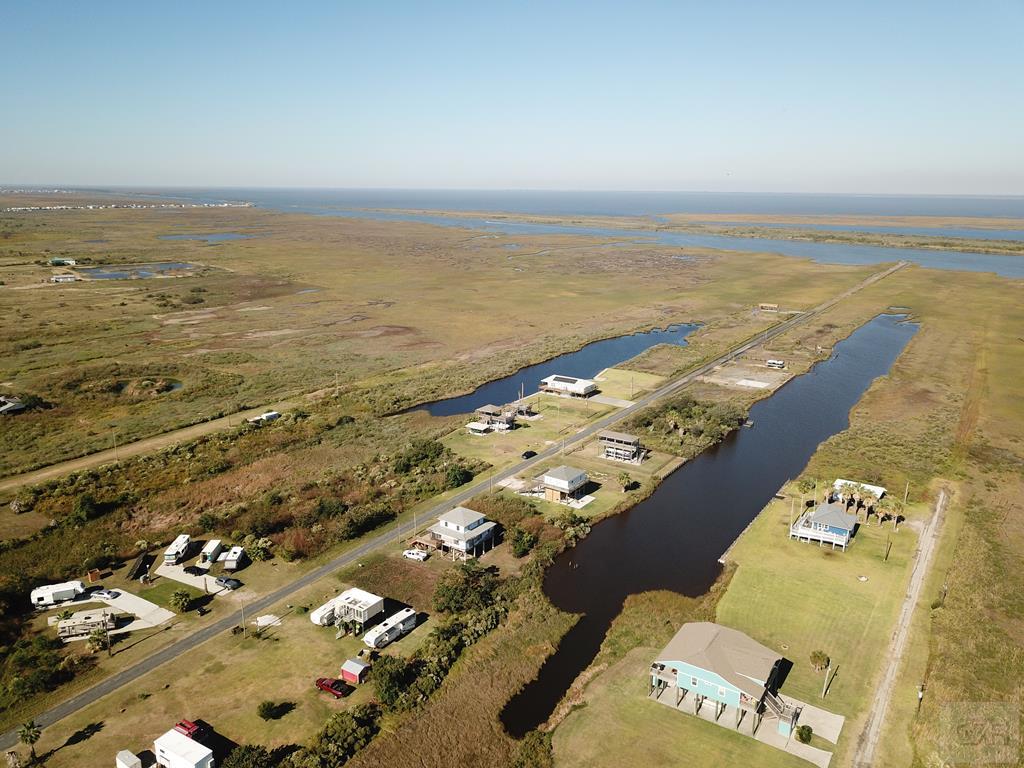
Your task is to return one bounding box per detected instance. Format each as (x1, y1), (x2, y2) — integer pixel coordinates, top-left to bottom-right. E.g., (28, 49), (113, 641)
(500, 313), (918, 737)
(415, 323), (699, 417)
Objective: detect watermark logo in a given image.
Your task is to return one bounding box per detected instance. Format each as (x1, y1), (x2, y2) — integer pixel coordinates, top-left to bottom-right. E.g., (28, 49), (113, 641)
(934, 702), (1019, 765)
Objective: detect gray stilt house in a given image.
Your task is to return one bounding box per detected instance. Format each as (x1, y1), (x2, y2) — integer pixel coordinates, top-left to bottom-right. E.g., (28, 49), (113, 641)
(649, 622), (799, 737)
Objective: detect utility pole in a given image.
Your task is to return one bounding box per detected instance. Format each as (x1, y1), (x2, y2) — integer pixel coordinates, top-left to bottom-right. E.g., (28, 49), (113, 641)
(105, 611), (112, 658)
(240, 601), (246, 638)
(903, 481), (910, 506)
(822, 661), (831, 698)
(112, 431), (119, 463)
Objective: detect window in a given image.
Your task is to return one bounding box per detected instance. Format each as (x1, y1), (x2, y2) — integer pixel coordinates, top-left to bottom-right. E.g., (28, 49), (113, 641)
(718, 686), (727, 698)
(690, 676), (698, 688)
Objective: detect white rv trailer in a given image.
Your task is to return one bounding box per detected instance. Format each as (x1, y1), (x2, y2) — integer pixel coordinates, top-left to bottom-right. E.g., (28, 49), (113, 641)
(199, 539), (222, 565)
(163, 534), (191, 565)
(310, 588), (385, 627)
(223, 546), (245, 571)
(30, 581), (86, 608)
(766, 359), (786, 369)
(362, 607), (417, 649)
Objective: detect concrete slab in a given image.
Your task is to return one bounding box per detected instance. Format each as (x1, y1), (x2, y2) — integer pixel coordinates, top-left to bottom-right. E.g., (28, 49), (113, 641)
(784, 696), (846, 744)
(70, 591), (175, 631)
(156, 562), (223, 593)
(649, 689), (839, 768)
(590, 394), (635, 408)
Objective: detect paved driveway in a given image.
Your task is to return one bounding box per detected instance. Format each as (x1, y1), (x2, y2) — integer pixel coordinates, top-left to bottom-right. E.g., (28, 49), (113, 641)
(71, 591), (175, 633)
(156, 563), (223, 593)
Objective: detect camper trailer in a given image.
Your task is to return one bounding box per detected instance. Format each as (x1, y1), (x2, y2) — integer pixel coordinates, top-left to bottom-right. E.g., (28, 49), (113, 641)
(766, 359), (786, 370)
(310, 588), (385, 627)
(223, 546), (245, 571)
(362, 607), (417, 649)
(164, 535), (191, 565)
(30, 581), (85, 608)
(199, 539), (222, 565)
(57, 610), (115, 640)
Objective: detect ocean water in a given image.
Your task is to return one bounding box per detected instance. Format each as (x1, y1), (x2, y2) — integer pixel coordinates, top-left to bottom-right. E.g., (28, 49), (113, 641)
(90, 188), (1024, 277)
(110, 187), (1024, 219)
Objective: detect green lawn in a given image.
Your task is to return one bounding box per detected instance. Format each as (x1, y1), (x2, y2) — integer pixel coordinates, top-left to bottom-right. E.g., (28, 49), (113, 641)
(591, 366), (666, 400)
(30, 572), (433, 767)
(441, 394), (613, 472)
(553, 647), (808, 768)
(715, 486), (925, 762)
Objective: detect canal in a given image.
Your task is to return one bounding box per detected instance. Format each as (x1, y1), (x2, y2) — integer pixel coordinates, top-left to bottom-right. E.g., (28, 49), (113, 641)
(415, 323), (699, 417)
(499, 313), (919, 737)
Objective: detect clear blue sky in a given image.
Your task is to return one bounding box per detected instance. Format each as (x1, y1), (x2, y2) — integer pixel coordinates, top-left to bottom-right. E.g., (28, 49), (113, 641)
(2, 1), (1022, 194)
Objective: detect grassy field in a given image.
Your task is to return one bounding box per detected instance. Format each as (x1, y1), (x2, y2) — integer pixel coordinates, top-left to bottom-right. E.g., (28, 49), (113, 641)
(548, 262), (1024, 768)
(4, 200), (1023, 768)
(24, 558), (442, 767)
(716, 488), (924, 762)
(0, 203), (871, 474)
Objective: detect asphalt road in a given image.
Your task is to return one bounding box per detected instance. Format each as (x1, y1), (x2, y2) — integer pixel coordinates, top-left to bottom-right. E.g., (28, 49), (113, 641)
(0, 261), (906, 748)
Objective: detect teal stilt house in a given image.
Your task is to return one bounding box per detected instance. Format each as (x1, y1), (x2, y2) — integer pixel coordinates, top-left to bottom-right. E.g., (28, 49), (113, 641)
(650, 622), (799, 737)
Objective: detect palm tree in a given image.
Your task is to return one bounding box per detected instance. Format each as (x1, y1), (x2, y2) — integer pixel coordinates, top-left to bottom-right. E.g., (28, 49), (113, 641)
(862, 492), (879, 524)
(18, 720), (40, 764)
(169, 589), (192, 613)
(839, 482), (859, 509)
(617, 471), (633, 493)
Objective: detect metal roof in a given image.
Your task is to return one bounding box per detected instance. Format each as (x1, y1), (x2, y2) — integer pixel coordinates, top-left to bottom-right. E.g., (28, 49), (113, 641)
(154, 729), (212, 763)
(809, 502), (858, 531)
(342, 658), (371, 673)
(429, 519), (496, 542)
(655, 622), (783, 697)
(598, 429), (639, 444)
(833, 478), (887, 498)
(439, 506), (487, 528)
(543, 465), (587, 483)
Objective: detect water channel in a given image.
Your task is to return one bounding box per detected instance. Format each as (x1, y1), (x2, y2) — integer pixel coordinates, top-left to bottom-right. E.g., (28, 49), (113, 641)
(500, 313), (919, 736)
(415, 323), (699, 417)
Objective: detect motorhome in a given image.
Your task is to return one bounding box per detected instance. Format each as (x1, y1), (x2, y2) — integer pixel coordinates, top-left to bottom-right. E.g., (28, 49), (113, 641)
(766, 359), (786, 370)
(164, 535), (191, 565)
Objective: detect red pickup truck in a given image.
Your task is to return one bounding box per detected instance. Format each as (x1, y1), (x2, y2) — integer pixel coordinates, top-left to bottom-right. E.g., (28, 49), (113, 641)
(315, 677), (353, 699)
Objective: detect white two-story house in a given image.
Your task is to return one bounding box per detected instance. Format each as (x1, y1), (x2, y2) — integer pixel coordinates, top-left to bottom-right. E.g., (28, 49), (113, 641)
(427, 506), (497, 560)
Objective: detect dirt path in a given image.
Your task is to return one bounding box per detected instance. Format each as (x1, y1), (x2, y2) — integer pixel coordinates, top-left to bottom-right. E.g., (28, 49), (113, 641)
(0, 400), (299, 495)
(853, 487), (949, 767)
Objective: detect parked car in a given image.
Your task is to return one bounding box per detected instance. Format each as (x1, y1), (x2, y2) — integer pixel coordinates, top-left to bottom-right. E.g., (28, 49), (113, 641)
(215, 576), (242, 590)
(183, 565), (204, 576)
(402, 549), (428, 562)
(521, 450), (537, 459)
(92, 589), (119, 600)
(315, 677), (353, 699)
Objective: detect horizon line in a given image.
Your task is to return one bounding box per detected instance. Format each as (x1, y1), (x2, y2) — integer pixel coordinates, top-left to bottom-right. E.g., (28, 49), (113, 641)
(3, 184), (1024, 200)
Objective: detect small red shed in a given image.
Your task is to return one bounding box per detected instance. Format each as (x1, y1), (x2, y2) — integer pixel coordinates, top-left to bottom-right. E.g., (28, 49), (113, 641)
(340, 658), (371, 684)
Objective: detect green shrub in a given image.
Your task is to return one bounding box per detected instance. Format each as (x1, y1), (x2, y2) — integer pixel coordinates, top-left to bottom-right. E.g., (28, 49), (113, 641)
(796, 724), (813, 744)
(509, 526), (538, 558)
(433, 561), (498, 613)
